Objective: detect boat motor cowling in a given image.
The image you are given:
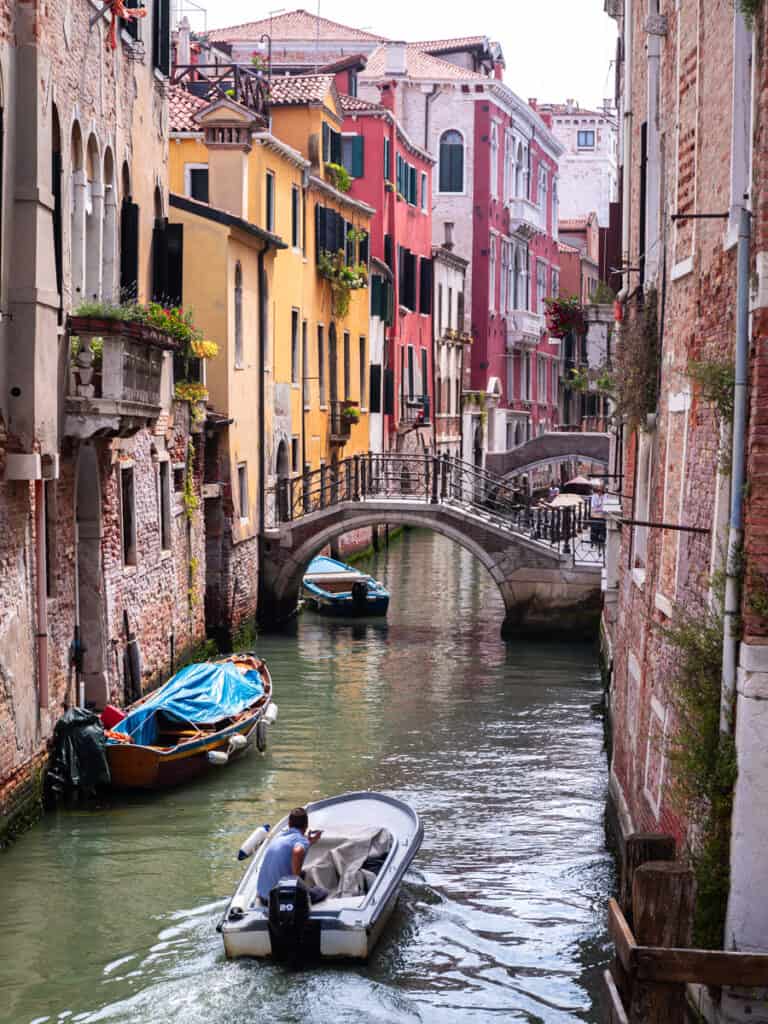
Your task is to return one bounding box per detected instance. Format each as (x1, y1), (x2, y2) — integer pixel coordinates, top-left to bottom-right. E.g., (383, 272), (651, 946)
(268, 877), (314, 960)
(351, 580), (369, 609)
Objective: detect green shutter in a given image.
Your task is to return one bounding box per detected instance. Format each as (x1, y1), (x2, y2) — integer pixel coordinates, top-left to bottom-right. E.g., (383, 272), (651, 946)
(384, 137), (391, 180)
(351, 135), (364, 179)
(451, 145), (463, 191)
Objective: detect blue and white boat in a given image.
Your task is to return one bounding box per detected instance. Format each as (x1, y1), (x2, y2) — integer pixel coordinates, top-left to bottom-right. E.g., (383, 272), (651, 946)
(302, 555), (390, 617)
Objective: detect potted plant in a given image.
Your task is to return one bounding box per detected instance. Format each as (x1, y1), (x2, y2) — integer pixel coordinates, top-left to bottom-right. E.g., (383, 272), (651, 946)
(325, 162), (351, 193)
(341, 403), (361, 425)
(543, 295), (586, 338)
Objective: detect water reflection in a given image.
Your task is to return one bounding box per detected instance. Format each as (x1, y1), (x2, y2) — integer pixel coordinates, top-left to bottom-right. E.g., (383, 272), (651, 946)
(0, 529), (612, 1024)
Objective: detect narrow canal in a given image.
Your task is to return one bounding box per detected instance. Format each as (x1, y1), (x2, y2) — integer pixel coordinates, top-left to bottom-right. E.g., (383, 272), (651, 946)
(0, 530), (614, 1024)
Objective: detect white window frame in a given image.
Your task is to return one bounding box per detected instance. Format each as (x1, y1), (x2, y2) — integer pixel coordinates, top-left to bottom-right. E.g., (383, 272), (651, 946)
(490, 121), (500, 199)
(536, 259), (547, 314)
(238, 463), (249, 521)
(500, 240), (509, 313)
(184, 163), (209, 201)
(577, 129), (596, 149)
(489, 234), (498, 312)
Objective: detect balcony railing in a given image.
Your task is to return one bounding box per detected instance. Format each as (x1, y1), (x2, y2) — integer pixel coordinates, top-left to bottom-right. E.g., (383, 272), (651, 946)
(65, 318), (175, 440)
(400, 394), (431, 427)
(506, 310), (545, 348)
(506, 196), (545, 238)
(171, 65), (270, 124)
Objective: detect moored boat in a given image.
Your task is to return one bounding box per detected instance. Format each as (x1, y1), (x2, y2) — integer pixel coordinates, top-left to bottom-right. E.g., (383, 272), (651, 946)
(219, 791), (422, 961)
(105, 653), (277, 789)
(302, 555), (389, 617)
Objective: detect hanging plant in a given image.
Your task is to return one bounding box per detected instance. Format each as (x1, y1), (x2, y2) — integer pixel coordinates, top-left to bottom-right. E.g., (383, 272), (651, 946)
(543, 295), (586, 338)
(317, 250), (367, 319)
(341, 404), (361, 424)
(325, 162), (352, 193)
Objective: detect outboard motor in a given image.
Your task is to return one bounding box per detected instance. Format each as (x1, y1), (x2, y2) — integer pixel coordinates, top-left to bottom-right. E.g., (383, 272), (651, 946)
(268, 877), (315, 962)
(351, 579), (369, 612)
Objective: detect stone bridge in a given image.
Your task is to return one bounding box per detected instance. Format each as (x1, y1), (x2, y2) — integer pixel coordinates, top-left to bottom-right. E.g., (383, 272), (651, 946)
(486, 431), (610, 479)
(259, 453), (603, 637)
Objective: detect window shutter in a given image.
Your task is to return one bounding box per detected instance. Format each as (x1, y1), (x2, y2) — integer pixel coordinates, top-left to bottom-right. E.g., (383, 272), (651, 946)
(383, 137), (391, 180)
(153, 0), (171, 75)
(385, 279), (394, 325)
(398, 246), (405, 304)
(351, 135), (364, 178)
(120, 198), (139, 301)
(369, 365), (382, 413)
(419, 258), (433, 315)
(358, 232), (369, 267)
(383, 368), (394, 414)
(123, 0), (141, 40)
(331, 130), (342, 165)
(344, 220), (354, 264)
(315, 203), (325, 261)
(322, 123), (331, 162)
(335, 211), (345, 254)
(166, 223), (183, 306)
(384, 234), (392, 269)
(151, 219), (169, 302)
(452, 145), (463, 191)
(370, 275), (381, 318)
(409, 165), (417, 205)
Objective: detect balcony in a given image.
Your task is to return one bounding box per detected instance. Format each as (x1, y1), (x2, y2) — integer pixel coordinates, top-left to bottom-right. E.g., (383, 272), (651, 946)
(505, 196), (545, 239)
(506, 310), (545, 349)
(64, 317), (176, 440)
(329, 400), (356, 445)
(171, 64), (269, 125)
(400, 395), (431, 427)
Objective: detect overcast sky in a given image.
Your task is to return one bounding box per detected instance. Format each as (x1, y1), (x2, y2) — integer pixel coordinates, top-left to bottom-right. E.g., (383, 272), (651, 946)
(197, 1), (618, 110)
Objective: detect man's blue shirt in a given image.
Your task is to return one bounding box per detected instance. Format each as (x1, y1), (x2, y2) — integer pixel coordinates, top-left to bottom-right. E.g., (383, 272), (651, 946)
(257, 827), (310, 900)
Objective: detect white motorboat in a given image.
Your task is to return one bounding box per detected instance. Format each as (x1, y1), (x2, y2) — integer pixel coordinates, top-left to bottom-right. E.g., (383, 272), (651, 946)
(219, 791), (423, 961)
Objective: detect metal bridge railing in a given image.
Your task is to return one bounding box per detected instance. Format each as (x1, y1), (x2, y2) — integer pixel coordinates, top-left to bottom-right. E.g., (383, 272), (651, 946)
(270, 452), (605, 567)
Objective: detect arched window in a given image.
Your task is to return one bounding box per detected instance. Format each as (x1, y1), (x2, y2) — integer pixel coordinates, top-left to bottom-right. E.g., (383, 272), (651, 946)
(85, 134), (102, 301)
(439, 130), (464, 193)
(71, 123), (86, 301)
(119, 161), (139, 302)
(102, 148), (117, 301)
(234, 261), (243, 367)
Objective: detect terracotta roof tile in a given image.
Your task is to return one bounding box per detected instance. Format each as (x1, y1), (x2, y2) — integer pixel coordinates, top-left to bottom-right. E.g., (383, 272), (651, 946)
(268, 73), (335, 105)
(338, 92), (384, 113)
(168, 85), (208, 132)
(208, 9), (386, 44)
(411, 36), (488, 53)
(318, 53), (368, 73)
(557, 241), (581, 254)
(361, 44), (486, 82)
(559, 217), (591, 230)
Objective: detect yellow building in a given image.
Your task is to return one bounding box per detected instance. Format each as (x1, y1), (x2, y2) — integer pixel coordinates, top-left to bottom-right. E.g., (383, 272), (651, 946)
(168, 73), (374, 627)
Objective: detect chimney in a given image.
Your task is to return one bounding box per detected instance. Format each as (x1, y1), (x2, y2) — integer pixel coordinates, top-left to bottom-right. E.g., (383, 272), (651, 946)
(384, 41), (407, 76)
(443, 221), (455, 251)
(493, 60), (504, 81)
(201, 108), (258, 220)
(565, 98), (575, 113)
(528, 97), (537, 110)
(177, 16), (192, 66)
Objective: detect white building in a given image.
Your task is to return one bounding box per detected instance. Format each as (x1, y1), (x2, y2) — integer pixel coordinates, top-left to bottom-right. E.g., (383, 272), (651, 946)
(536, 100), (618, 227)
(433, 229), (470, 458)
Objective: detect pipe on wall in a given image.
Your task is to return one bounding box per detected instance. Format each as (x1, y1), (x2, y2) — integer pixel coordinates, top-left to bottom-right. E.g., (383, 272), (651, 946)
(618, 0), (633, 301)
(34, 480), (49, 709)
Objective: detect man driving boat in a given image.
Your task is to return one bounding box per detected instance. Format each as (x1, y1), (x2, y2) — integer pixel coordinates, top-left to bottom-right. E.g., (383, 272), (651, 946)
(257, 807), (327, 905)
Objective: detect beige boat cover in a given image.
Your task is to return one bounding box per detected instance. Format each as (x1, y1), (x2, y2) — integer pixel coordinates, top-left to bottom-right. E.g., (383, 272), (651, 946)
(302, 825), (392, 897)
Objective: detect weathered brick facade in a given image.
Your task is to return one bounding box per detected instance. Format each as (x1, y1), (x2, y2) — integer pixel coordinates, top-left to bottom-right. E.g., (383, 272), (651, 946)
(605, 0), (768, 1002)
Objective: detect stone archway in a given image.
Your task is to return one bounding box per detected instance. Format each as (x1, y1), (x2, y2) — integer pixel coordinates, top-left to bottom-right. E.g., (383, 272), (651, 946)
(76, 443), (109, 707)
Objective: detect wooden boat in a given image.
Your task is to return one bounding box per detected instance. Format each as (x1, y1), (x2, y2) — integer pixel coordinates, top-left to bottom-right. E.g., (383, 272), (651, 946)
(302, 555), (390, 617)
(105, 653), (277, 789)
(219, 791), (422, 961)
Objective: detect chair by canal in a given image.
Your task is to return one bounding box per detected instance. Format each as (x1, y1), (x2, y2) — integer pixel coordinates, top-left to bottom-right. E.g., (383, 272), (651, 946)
(219, 792), (422, 961)
(105, 654), (278, 789)
(302, 555), (390, 617)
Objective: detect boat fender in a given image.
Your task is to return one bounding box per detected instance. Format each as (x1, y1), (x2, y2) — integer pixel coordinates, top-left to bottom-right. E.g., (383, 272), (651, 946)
(207, 750), (229, 766)
(228, 894), (247, 917)
(228, 733), (247, 752)
(256, 720), (268, 753)
(264, 703), (279, 725)
(238, 823), (271, 861)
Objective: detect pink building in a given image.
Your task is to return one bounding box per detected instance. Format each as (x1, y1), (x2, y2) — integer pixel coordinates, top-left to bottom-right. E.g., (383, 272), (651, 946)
(337, 92), (435, 453)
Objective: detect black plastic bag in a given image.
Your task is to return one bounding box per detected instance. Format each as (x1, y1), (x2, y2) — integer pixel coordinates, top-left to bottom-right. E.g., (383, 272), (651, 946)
(46, 707), (111, 797)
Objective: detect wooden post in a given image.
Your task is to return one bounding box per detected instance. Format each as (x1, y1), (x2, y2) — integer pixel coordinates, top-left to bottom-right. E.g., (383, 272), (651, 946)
(629, 862), (695, 1023)
(620, 834), (676, 923)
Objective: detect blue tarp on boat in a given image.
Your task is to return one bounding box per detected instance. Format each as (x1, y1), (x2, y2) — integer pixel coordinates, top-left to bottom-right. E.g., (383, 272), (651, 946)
(110, 660), (265, 747)
(305, 555), (359, 576)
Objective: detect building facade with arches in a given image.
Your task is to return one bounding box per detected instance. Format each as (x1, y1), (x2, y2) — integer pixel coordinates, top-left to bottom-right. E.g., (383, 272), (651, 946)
(0, 0), (206, 833)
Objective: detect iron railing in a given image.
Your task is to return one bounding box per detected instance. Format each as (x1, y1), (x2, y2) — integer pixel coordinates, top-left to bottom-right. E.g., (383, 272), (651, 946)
(171, 65), (270, 121)
(269, 452), (605, 566)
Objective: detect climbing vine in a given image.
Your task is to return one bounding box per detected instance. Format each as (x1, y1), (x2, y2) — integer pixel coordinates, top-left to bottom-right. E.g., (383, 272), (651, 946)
(660, 584), (737, 949)
(737, 0), (761, 26)
(613, 286), (660, 427)
(183, 439), (198, 522)
(688, 359), (735, 424)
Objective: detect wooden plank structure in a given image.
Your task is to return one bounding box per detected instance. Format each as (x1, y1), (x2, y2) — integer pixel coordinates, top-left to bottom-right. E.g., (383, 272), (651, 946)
(604, 833), (768, 1022)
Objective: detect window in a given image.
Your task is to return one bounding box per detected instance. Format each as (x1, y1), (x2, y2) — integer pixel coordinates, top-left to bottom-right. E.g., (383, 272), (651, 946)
(159, 461), (171, 551)
(552, 178), (559, 241)
(343, 331), (351, 399)
(407, 345), (415, 400)
(514, 142), (524, 197)
(234, 262), (243, 367)
(317, 325), (326, 406)
(291, 185), (300, 247)
(504, 131), (514, 201)
(398, 246), (417, 310)
(506, 421), (514, 450)
(539, 168), (548, 213)
(265, 171), (275, 231)
(359, 336), (367, 408)
(421, 349), (428, 404)
(552, 361), (559, 404)
(408, 164), (418, 205)
(489, 235), (497, 312)
(122, 0), (142, 40)
(358, 231), (369, 266)
(537, 356), (547, 402)
(419, 258), (433, 314)
(577, 129), (595, 149)
(507, 354), (515, 401)
(551, 268), (560, 298)
(344, 220), (354, 265)
(302, 320), (309, 407)
(341, 135), (364, 178)
(447, 287), (453, 330)
(500, 241), (509, 313)
(322, 122), (342, 164)
(522, 351), (531, 400)
(291, 437), (300, 474)
(383, 137), (391, 180)
(185, 164), (209, 203)
(439, 130), (464, 193)
(291, 309), (299, 385)
(152, 0), (171, 75)
(120, 466), (136, 566)
(421, 172), (427, 210)
(536, 260), (547, 313)
(437, 283), (443, 336)
(238, 463), (248, 519)
(490, 122), (499, 198)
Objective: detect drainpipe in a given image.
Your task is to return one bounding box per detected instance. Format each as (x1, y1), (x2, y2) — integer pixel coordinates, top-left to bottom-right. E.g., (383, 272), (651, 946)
(34, 480), (49, 709)
(258, 245), (267, 534)
(424, 84), (440, 151)
(618, 0), (633, 303)
(720, 205), (751, 734)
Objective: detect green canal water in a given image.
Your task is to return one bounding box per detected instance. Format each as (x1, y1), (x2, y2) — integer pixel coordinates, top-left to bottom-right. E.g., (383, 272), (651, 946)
(0, 530), (614, 1024)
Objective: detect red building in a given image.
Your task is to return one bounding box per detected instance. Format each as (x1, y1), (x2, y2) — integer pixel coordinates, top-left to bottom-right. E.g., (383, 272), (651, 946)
(338, 92), (435, 453)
